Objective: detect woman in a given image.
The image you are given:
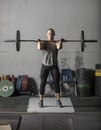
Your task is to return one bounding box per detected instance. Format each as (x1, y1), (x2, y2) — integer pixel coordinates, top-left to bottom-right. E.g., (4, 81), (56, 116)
(37, 28), (63, 108)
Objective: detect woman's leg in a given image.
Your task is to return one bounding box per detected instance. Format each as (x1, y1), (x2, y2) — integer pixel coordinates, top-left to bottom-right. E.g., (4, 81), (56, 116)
(50, 66), (62, 107)
(39, 64), (49, 107)
(50, 66), (60, 93)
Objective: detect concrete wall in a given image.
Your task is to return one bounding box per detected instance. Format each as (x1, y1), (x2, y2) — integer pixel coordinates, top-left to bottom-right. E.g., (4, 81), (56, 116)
(0, 0), (101, 87)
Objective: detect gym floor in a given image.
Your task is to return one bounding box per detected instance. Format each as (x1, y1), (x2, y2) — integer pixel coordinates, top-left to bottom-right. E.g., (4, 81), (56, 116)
(0, 95), (101, 130)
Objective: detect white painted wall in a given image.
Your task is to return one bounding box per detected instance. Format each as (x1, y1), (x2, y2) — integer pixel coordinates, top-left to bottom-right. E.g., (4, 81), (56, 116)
(0, 0), (101, 86)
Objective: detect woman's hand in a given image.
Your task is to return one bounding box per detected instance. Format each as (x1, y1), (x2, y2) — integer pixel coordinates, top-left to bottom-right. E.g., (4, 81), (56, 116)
(37, 39), (44, 50)
(56, 39), (63, 50)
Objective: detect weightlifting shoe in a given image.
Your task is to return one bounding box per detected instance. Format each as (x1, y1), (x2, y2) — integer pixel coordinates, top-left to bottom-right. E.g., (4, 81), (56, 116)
(38, 100), (43, 108)
(56, 100), (62, 107)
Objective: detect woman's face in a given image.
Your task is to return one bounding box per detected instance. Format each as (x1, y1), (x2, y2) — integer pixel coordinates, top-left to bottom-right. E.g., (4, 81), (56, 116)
(47, 29), (55, 41)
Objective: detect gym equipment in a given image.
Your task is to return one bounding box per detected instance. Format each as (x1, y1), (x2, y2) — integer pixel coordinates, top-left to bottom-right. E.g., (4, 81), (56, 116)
(15, 75), (29, 93)
(96, 63), (101, 69)
(61, 69), (74, 83)
(76, 68), (95, 97)
(4, 30), (97, 52)
(0, 80), (14, 97)
(6, 75), (11, 80)
(95, 64), (101, 96)
(0, 75), (15, 85)
(21, 75), (28, 92)
(16, 75), (22, 92)
(1, 75), (6, 81)
(11, 75), (15, 85)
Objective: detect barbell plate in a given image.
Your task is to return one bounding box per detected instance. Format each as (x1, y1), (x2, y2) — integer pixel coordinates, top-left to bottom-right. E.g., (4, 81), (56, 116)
(16, 30), (20, 51)
(0, 80), (14, 97)
(81, 30), (84, 52)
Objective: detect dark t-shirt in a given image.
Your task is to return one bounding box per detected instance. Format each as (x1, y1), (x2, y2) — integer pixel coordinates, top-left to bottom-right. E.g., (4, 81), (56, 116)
(42, 42), (58, 66)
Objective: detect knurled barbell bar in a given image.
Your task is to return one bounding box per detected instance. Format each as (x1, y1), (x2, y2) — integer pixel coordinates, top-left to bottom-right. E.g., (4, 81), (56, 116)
(4, 30), (97, 52)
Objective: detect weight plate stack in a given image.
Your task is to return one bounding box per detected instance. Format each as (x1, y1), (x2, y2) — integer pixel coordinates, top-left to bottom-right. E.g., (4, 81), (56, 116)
(95, 64), (101, 96)
(76, 68), (92, 81)
(11, 75), (15, 85)
(76, 68), (95, 97)
(6, 75), (11, 81)
(77, 80), (92, 96)
(0, 80), (14, 97)
(21, 75), (28, 92)
(95, 64), (101, 69)
(1, 75), (6, 81)
(16, 75), (22, 92)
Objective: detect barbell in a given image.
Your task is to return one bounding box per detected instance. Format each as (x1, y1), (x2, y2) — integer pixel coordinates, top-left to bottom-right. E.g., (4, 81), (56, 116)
(4, 30), (97, 52)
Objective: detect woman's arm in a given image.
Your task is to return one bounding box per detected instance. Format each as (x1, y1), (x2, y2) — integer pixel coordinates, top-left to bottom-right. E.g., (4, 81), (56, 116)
(37, 39), (44, 50)
(56, 39), (63, 50)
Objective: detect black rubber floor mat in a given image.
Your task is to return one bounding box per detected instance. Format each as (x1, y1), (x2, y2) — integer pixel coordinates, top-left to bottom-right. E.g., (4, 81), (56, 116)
(72, 115), (101, 130)
(70, 96), (101, 112)
(71, 97), (101, 107)
(17, 114), (74, 130)
(0, 96), (29, 112)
